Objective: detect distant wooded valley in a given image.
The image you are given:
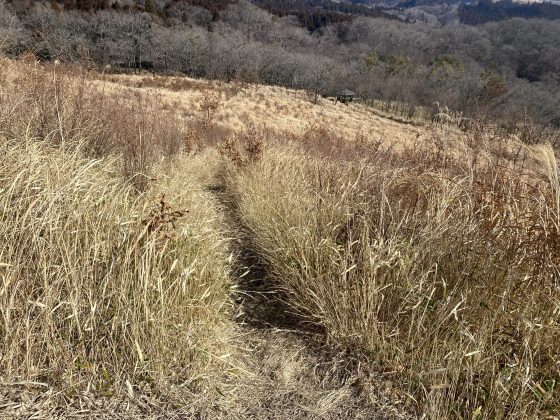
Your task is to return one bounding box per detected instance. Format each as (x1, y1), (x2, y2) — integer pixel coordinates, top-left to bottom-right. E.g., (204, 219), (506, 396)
(1, 0), (559, 127)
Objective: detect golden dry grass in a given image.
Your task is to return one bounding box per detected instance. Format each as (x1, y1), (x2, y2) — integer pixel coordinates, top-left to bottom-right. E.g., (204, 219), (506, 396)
(0, 58), (413, 418)
(0, 57), (237, 417)
(2, 56), (559, 419)
(226, 131), (560, 419)
(101, 72), (429, 150)
(0, 138), (242, 413)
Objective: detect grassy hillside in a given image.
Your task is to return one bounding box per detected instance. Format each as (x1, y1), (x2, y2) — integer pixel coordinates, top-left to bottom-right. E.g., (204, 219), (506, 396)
(228, 134), (560, 418)
(1, 57), (559, 418)
(102, 72), (428, 144)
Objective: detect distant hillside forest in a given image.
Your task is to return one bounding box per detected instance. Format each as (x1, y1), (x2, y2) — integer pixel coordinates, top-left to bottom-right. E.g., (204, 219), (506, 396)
(1, 0), (559, 127)
(460, 0), (560, 24)
(250, 0), (400, 30)
(6, 0), (400, 30)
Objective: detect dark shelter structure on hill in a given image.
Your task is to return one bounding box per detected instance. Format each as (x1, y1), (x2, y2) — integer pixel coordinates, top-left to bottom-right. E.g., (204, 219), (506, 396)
(336, 89), (355, 104)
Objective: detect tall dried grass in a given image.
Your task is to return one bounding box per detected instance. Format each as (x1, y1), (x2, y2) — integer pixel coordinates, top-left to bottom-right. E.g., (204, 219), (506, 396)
(229, 128), (560, 418)
(0, 56), (185, 188)
(0, 137), (235, 402)
(0, 58), (235, 412)
(3, 54), (560, 417)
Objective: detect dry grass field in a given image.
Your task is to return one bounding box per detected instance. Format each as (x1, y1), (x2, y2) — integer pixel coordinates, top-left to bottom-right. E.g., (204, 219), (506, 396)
(1, 57), (559, 419)
(102, 72), (429, 149)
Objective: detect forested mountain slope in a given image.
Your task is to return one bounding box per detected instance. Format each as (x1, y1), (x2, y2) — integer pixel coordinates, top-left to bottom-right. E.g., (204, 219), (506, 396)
(1, 0), (560, 128)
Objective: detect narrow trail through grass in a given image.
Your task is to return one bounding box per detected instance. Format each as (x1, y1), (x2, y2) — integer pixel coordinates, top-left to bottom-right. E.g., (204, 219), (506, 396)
(206, 167), (410, 419)
(209, 182), (314, 333)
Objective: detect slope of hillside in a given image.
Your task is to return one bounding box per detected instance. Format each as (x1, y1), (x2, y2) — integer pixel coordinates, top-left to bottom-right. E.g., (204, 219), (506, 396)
(1, 57), (559, 418)
(0, 57), (414, 419)
(3, 0), (560, 129)
(102, 73), (433, 148)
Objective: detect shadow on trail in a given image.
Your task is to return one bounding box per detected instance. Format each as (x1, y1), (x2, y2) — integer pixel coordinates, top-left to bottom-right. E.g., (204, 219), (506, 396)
(207, 180), (323, 335)
(206, 169), (412, 420)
